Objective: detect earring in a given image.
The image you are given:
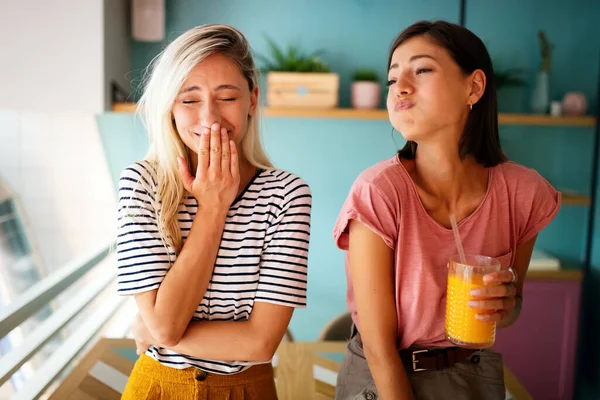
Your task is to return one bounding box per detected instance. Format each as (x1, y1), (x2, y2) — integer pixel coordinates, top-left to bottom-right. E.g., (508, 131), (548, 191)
(469, 104), (473, 110)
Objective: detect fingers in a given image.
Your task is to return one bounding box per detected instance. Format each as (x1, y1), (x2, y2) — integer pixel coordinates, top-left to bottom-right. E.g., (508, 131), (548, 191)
(184, 123), (239, 204)
(464, 276), (517, 325)
(196, 126), (211, 180)
(468, 283), (516, 324)
(474, 309), (509, 322)
(229, 140), (239, 181)
(177, 157), (193, 191)
(468, 295), (516, 311)
(220, 128), (230, 174)
(483, 270), (516, 285)
(209, 123), (222, 175)
(470, 283), (516, 298)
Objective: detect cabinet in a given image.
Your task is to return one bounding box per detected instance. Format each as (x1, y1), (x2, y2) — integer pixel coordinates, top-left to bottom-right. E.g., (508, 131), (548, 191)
(494, 274), (583, 400)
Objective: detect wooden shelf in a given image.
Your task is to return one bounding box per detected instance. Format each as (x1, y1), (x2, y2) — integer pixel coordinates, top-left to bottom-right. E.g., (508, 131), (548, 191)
(499, 113), (596, 126)
(112, 102), (137, 112)
(112, 103), (596, 126)
(562, 193), (591, 206)
(265, 108), (597, 126)
(263, 107), (388, 120)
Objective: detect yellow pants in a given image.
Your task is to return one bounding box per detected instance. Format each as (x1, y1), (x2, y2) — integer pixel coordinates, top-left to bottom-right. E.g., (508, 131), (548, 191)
(122, 354), (278, 400)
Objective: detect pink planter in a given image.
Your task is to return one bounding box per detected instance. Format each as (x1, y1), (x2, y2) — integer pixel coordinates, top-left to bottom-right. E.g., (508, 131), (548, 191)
(561, 92), (588, 116)
(351, 81), (380, 109)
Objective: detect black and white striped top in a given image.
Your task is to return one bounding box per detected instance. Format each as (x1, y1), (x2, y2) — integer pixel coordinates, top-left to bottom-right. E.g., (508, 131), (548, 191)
(116, 160), (312, 374)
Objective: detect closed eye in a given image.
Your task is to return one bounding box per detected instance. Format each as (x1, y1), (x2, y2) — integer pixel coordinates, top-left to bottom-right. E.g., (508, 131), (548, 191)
(416, 68), (433, 75)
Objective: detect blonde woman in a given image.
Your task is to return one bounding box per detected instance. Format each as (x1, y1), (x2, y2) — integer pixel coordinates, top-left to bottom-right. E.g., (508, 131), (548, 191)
(116, 24), (312, 399)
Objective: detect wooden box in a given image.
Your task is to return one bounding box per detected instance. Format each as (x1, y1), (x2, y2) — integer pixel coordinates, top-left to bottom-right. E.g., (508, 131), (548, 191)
(267, 72), (339, 108)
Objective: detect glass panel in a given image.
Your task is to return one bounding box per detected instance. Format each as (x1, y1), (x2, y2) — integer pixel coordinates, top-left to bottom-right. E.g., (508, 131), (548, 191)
(0, 195), (50, 392)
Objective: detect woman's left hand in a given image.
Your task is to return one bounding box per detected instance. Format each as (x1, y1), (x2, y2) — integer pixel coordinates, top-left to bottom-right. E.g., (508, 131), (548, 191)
(468, 268), (518, 323)
(132, 313), (155, 355)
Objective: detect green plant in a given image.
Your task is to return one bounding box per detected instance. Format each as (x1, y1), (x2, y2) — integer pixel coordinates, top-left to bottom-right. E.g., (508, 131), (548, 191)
(537, 30), (554, 72)
(255, 35), (331, 73)
(352, 69), (379, 82)
(494, 67), (526, 88)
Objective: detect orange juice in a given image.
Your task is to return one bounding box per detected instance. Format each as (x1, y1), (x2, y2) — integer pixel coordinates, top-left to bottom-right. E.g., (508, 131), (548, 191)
(445, 255), (500, 349)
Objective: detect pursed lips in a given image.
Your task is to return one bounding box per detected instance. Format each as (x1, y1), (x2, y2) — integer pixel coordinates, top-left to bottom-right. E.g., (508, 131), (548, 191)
(395, 100), (415, 111)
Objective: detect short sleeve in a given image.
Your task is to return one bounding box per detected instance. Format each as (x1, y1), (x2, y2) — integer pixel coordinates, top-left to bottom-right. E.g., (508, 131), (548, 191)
(255, 177), (312, 308)
(116, 162), (173, 295)
(333, 174), (399, 251)
(517, 171), (561, 245)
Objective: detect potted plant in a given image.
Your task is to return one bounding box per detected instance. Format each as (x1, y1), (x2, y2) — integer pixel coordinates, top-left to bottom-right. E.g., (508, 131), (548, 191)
(494, 66), (526, 113)
(531, 30), (554, 114)
(351, 69), (380, 109)
(256, 36), (339, 108)
(494, 68), (526, 88)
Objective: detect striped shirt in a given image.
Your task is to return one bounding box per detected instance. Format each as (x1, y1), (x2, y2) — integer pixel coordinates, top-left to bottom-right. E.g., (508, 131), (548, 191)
(116, 160), (312, 374)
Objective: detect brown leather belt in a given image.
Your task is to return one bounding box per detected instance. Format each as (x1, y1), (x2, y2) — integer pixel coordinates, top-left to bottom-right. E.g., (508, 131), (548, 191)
(399, 347), (480, 373)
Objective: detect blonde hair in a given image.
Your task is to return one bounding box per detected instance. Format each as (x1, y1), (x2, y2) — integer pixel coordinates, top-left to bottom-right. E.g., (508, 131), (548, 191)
(138, 24), (273, 253)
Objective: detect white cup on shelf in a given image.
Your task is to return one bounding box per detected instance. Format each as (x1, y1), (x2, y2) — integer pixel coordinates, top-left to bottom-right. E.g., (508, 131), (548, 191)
(550, 101), (562, 117)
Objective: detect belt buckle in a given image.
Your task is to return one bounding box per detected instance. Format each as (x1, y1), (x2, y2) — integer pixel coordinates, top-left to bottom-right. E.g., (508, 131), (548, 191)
(412, 349), (428, 372)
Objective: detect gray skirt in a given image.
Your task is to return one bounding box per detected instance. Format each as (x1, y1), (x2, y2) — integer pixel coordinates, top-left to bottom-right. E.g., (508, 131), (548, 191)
(335, 330), (506, 400)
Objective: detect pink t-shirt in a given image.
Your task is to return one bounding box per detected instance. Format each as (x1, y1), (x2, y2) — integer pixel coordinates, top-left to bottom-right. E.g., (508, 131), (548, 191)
(333, 155), (561, 349)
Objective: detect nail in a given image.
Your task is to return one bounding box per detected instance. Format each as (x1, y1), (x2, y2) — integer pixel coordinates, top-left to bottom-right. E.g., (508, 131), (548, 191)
(221, 128), (227, 135)
(468, 301), (479, 308)
(470, 289), (483, 297)
(211, 123), (219, 131)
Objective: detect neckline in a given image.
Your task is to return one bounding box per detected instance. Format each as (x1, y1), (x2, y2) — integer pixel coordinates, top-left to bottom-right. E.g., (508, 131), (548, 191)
(394, 155), (494, 232)
(231, 168), (264, 207)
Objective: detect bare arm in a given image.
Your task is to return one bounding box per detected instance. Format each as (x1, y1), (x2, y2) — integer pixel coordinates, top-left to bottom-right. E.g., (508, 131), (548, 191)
(348, 220), (414, 400)
(134, 208), (228, 346)
(132, 302), (293, 361)
(165, 302), (294, 361)
(134, 124), (239, 346)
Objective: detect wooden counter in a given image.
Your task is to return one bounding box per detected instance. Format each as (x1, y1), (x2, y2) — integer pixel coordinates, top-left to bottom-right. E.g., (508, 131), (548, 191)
(47, 338), (531, 400)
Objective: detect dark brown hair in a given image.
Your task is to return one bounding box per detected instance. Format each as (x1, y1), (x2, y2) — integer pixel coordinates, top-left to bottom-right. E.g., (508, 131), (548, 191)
(389, 20), (506, 167)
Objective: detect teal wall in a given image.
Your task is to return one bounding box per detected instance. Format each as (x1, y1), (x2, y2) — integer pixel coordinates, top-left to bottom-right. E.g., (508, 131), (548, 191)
(129, 0), (460, 106)
(98, 0), (600, 397)
(467, 0), (599, 114)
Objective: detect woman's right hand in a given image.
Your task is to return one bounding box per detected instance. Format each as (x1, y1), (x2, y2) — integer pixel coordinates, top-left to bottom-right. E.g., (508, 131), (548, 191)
(177, 123), (240, 212)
